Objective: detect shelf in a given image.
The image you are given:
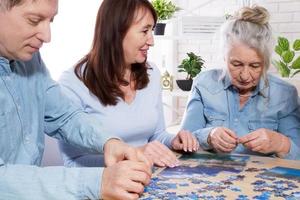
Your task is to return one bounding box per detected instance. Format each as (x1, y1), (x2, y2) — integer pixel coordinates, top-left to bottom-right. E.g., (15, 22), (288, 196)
(163, 89), (190, 97)
(154, 34), (213, 40)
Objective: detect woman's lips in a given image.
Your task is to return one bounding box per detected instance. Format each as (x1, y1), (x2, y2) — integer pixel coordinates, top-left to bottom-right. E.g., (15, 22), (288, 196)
(239, 81), (251, 86)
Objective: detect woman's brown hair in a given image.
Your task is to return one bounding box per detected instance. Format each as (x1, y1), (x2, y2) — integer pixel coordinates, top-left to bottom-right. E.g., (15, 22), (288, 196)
(75, 0), (157, 106)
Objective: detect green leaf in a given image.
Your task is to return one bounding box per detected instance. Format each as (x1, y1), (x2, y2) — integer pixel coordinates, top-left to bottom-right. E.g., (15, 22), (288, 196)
(293, 39), (300, 51)
(275, 45), (283, 56)
(273, 60), (290, 77)
(278, 37), (289, 51)
(177, 52), (205, 79)
(151, 0), (180, 20)
(291, 56), (300, 69)
(281, 50), (295, 63)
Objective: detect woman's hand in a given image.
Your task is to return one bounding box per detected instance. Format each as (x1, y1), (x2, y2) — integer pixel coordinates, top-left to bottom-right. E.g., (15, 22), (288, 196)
(104, 139), (152, 167)
(208, 127), (238, 153)
(138, 141), (179, 168)
(171, 130), (200, 152)
(238, 128), (291, 157)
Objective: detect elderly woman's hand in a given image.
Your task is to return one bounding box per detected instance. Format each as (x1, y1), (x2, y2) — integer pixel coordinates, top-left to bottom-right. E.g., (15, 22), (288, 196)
(208, 127), (238, 153)
(138, 141), (179, 168)
(171, 130), (200, 153)
(238, 128), (291, 157)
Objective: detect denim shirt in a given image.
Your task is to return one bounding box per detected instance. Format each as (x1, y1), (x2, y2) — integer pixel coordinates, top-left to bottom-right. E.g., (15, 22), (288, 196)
(0, 53), (113, 199)
(181, 69), (300, 160)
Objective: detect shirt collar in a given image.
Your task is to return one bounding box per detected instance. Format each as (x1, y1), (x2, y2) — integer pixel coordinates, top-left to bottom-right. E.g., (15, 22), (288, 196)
(222, 72), (268, 98)
(223, 72), (232, 90)
(0, 56), (13, 75)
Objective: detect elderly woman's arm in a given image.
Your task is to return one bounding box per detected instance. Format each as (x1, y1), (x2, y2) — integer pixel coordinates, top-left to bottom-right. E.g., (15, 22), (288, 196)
(277, 101), (300, 160)
(181, 84), (214, 150)
(239, 87), (300, 160)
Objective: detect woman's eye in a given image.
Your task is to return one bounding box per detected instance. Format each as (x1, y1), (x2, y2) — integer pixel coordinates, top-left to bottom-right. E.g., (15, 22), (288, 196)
(232, 63), (242, 67)
(251, 64), (261, 68)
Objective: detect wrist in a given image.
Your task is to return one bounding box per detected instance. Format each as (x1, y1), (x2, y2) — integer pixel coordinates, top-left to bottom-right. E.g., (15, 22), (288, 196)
(104, 138), (121, 152)
(207, 128), (216, 148)
(276, 134), (290, 158)
(207, 134), (212, 146)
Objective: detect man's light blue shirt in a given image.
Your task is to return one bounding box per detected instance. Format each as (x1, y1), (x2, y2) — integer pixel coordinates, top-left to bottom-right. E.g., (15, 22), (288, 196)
(0, 53), (113, 199)
(181, 69), (300, 160)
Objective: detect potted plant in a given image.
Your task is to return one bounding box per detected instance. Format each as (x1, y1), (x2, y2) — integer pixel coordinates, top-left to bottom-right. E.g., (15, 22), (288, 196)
(273, 36), (300, 77)
(151, 0), (180, 35)
(176, 52), (205, 91)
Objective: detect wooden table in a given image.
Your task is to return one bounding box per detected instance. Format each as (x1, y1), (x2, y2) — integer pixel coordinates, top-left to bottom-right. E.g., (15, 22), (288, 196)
(141, 152), (300, 200)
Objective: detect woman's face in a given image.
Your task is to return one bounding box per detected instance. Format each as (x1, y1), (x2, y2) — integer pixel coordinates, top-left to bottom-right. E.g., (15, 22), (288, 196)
(122, 8), (154, 67)
(226, 42), (264, 93)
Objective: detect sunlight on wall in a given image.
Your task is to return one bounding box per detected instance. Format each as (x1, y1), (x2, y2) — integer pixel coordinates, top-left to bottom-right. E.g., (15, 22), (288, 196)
(41, 0), (102, 80)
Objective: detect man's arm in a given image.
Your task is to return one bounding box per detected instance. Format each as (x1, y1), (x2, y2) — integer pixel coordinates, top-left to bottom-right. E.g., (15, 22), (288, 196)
(0, 158), (102, 200)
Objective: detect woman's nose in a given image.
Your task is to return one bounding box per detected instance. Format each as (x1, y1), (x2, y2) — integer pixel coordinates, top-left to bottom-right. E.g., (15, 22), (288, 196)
(240, 67), (250, 81)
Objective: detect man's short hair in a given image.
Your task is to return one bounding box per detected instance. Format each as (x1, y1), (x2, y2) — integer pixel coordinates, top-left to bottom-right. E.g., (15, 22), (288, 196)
(0, 0), (30, 10)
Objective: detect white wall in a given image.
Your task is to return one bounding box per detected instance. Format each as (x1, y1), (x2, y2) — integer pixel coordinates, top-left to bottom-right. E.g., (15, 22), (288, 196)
(41, 0), (102, 166)
(172, 0), (300, 73)
(41, 0), (101, 80)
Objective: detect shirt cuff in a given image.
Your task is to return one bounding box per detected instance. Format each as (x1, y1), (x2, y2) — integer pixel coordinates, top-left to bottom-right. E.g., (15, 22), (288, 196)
(193, 127), (214, 150)
(78, 167), (103, 199)
(282, 140), (299, 160)
(164, 133), (176, 149)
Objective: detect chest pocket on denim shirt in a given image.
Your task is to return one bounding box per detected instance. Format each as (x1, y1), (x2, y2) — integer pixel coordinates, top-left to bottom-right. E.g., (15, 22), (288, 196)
(204, 108), (226, 126)
(248, 119), (278, 132)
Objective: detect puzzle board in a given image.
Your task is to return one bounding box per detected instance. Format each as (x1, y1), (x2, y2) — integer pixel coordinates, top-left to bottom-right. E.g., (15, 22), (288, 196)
(141, 152), (300, 200)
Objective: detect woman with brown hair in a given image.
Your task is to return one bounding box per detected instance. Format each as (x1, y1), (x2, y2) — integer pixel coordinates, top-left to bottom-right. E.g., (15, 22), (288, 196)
(59, 0), (199, 168)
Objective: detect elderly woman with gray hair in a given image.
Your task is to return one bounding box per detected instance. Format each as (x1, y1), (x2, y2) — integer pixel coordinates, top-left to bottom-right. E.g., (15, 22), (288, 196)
(181, 5), (300, 160)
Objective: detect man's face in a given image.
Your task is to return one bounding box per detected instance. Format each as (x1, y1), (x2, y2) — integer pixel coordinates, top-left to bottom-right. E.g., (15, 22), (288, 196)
(0, 0), (58, 61)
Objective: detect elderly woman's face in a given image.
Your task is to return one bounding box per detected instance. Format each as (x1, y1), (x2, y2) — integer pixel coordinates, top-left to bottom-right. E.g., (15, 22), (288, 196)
(226, 42), (264, 93)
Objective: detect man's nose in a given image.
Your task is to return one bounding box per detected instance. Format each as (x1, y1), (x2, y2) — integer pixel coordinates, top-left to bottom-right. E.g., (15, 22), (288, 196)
(36, 23), (51, 43)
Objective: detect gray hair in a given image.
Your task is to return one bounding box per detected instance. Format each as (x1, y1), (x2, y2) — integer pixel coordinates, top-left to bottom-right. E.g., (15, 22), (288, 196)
(220, 5), (274, 79)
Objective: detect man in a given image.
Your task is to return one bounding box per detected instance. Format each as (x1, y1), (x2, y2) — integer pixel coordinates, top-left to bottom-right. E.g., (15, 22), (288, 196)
(0, 0), (151, 199)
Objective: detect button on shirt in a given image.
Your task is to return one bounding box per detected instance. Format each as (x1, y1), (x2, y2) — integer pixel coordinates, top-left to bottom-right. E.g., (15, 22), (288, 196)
(181, 69), (300, 160)
(0, 53), (113, 199)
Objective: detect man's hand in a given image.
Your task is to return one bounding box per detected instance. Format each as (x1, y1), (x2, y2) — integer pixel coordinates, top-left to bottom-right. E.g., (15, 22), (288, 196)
(101, 160), (151, 200)
(208, 127), (238, 153)
(104, 139), (152, 167)
(139, 141), (179, 168)
(171, 130), (200, 152)
(238, 128), (291, 157)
